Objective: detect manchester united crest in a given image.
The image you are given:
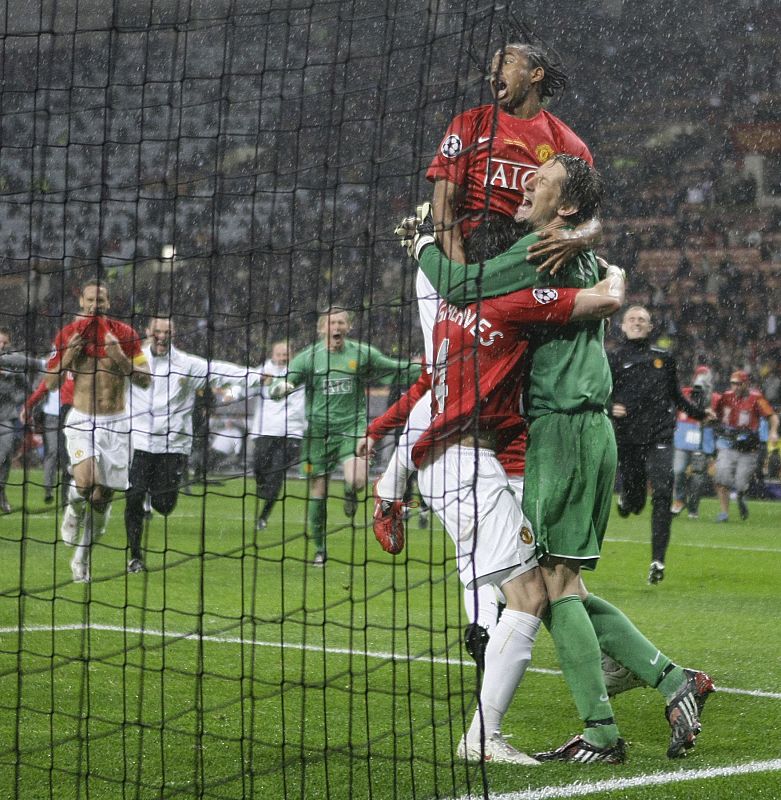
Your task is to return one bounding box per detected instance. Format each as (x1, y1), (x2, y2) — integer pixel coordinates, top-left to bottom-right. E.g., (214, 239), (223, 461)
(520, 526), (534, 545)
(536, 143), (554, 162)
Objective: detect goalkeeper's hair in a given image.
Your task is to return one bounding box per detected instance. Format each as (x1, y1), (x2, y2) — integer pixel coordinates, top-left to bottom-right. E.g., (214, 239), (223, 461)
(317, 304), (353, 326)
(553, 154), (604, 226)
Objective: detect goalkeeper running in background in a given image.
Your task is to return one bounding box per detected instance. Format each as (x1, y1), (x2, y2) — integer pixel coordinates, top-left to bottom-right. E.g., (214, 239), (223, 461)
(271, 306), (420, 565)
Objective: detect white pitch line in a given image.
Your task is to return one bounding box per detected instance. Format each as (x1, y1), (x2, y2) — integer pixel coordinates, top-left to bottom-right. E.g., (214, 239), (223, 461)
(2, 624), (780, 700)
(448, 758), (781, 800)
(604, 536), (781, 555)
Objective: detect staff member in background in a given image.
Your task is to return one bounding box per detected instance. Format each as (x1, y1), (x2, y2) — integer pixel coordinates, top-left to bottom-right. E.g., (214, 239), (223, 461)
(248, 341), (306, 532)
(713, 370), (778, 523)
(671, 366), (719, 519)
(125, 316), (264, 574)
(608, 306), (713, 585)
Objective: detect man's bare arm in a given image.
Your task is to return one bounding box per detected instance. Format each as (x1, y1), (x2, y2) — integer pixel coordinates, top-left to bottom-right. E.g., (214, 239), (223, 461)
(105, 332), (152, 388)
(570, 258), (625, 321)
(432, 178), (467, 263)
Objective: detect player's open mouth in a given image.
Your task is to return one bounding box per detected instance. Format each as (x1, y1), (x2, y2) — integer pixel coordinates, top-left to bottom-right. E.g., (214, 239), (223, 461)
(514, 198), (533, 221)
(492, 79), (508, 100)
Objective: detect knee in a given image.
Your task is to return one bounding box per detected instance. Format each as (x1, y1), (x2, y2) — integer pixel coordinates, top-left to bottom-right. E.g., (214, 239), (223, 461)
(151, 493), (178, 516)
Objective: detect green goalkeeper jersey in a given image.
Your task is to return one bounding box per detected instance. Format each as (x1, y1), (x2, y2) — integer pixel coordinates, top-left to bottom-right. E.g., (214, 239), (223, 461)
(286, 339), (421, 431)
(418, 233), (612, 418)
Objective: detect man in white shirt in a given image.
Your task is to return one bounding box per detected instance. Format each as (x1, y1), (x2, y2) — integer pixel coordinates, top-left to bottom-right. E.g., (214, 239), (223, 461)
(125, 317), (261, 573)
(249, 341), (306, 530)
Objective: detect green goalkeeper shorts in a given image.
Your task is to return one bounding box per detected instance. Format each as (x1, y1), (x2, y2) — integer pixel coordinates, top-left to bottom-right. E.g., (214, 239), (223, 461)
(522, 411), (616, 570)
(301, 424), (362, 478)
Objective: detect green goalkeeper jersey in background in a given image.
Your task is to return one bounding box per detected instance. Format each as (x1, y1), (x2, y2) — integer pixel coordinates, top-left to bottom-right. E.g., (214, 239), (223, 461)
(418, 231), (612, 418)
(286, 339), (421, 431)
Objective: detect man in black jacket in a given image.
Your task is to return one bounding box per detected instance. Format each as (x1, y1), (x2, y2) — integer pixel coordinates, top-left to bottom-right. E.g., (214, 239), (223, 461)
(608, 306), (713, 584)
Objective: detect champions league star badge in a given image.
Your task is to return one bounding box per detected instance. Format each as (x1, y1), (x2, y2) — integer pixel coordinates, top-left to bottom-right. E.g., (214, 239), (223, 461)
(532, 288), (559, 304)
(440, 133), (462, 158)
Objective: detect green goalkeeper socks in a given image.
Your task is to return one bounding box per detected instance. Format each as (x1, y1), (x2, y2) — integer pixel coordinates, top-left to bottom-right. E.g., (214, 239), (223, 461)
(307, 497), (327, 553)
(547, 595), (620, 747)
(584, 593), (685, 698)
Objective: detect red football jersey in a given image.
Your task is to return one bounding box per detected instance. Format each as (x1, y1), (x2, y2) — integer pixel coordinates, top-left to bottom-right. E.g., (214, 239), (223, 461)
(426, 105), (593, 238)
(714, 389), (774, 432)
(47, 315), (142, 370)
(411, 286), (578, 467)
(367, 370), (432, 439)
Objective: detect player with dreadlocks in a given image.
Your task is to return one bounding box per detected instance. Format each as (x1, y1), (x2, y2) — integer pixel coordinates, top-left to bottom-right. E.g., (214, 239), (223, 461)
(428, 37), (599, 270)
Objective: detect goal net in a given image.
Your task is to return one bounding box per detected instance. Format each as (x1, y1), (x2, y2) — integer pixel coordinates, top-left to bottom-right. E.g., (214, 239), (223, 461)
(0, 2), (522, 798)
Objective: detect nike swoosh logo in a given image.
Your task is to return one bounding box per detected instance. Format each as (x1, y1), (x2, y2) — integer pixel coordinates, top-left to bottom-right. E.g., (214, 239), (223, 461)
(599, 694), (609, 703)
(622, 363), (633, 369)
(477, 136), (491, 143)
(650, 650), (661, 666)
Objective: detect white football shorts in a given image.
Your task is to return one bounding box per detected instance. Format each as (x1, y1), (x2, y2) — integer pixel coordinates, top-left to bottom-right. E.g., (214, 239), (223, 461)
(64, 408), (131, 490)
(417, 445), (537, 590)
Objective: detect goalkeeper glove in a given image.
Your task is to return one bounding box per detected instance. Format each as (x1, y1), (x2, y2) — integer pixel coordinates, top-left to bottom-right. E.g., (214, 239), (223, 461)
(268, 380), (294, 400)
(394, 202), (437, 261)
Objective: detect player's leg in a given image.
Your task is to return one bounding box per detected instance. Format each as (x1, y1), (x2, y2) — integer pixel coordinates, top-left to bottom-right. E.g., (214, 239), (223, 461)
(525, 413), (623, 762)
(0, 421), (16, 512)
(300, 430), (330, 562)
(125, 451), (151, 567)
(686, 450), (709, 517)
(375, 393), (432, 502)
(671, 448), (689, 515)
(149, 453), (187, 516)
(734, 451), (755, 520)
(617, 442), (647, 516)
(420, 445), (542, 765)
(42, 414), (60, 502)
(342, 454), (368, 495)
(714, 448), (734, 521)
(461, 569), (543, 766)
(537, 559), (622, 758)
(262, 436), (289, 528)
(583, 590), (714, 757)
(63, 454), (95, 545)
(253, 435), (276, 528)
(647, 443), (675, 582)
(341, 429), (368, 518)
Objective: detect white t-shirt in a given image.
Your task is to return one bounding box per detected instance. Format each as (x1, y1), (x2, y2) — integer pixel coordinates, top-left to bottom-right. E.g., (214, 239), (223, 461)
(248, 359), (306, 439)
(129, 344), (262, 455)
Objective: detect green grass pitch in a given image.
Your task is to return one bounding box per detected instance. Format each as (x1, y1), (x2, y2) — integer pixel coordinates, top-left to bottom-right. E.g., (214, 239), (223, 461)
(1, 469), (779, 799)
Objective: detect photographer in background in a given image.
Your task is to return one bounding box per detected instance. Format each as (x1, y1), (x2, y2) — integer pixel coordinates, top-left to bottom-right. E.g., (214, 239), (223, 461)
(713, 371), (779, 523)
(671, 366), (719, 519)
(608, 307), (714, 585)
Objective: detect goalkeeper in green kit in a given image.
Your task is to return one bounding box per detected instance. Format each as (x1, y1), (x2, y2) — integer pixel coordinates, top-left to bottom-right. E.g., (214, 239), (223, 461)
(271, 306), (420, 566)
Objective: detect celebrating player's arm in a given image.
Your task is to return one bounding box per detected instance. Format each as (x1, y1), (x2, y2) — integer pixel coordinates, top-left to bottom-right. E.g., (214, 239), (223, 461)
(104, 331), (151, 387)
(355, 368), (432, 460)
(396, 201), (624, 319)
(527, 216), (602, 275)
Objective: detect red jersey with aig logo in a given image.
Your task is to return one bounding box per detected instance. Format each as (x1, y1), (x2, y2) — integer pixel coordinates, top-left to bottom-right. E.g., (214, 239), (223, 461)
(411, 286), (578, 467)
(47, 315), (142, 369)
(426, 105), (592, 238)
